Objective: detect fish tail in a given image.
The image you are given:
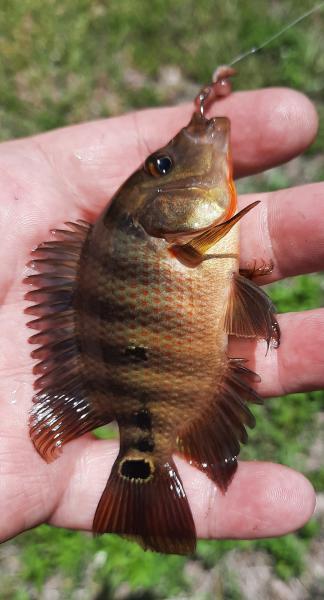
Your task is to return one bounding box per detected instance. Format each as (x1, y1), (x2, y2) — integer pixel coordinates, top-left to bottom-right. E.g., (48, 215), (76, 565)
(93, 454), (196, 554)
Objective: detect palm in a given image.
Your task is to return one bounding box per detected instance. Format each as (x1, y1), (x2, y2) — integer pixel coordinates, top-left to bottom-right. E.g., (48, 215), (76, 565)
(0, 88), (322, 543)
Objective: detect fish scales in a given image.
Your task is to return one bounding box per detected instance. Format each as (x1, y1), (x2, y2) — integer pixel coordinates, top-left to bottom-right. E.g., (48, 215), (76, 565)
(26, 76), (279, 554)
(77, 214), (237, 428)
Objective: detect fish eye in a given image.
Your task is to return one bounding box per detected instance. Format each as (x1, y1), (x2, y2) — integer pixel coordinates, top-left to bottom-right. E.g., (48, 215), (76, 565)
(145, 154), (173, 177)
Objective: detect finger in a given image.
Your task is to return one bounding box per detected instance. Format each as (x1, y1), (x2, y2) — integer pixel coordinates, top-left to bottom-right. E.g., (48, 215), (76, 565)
(0, 89), (317, 282)
(239, 183), (324, 282)
(1, 299), (322, 450)
(0, 428), (313, 541)
(181, 458), (315, 539)
(28, 88), (317, 206)
(229, 309), (324, 398)
(47, 441), (315, 540)
(0, 306), (319, 540)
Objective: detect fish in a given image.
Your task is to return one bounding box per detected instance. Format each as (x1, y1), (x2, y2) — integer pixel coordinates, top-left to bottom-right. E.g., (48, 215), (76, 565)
(25, 67), (280, 555)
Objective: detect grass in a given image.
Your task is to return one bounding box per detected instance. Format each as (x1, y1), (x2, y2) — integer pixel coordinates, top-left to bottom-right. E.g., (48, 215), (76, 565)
(0, 0), (323, 139)
(0, 0), (323, 598)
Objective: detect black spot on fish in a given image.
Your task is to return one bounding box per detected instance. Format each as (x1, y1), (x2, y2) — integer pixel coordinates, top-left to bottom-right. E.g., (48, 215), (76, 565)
(124, 345), (148, 362)
(136, 437), (154, 452)
(120, 459), (152, 480)
(134, 409), (151, 430)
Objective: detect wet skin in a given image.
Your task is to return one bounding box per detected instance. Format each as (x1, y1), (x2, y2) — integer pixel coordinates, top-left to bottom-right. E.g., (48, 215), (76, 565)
(0, 87), (322, 542)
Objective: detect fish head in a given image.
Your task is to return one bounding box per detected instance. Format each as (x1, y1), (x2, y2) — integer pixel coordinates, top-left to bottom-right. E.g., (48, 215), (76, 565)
(136, 111), (236, 240)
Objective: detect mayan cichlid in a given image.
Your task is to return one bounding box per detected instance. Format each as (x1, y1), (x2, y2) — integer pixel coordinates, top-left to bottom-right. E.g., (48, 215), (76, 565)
(25, 69), (280, 555)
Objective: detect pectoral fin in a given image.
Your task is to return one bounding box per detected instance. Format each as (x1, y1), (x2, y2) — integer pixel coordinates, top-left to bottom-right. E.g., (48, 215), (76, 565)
(170, 201), (260, 267)
(224, 273), (280, 348)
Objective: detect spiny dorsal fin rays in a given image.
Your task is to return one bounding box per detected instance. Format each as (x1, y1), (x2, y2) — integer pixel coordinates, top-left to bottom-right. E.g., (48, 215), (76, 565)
(25, 220), (112, 462)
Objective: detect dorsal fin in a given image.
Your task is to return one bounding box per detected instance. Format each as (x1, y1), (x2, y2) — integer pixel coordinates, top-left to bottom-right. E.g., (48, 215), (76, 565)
(25, 221), (110, 462)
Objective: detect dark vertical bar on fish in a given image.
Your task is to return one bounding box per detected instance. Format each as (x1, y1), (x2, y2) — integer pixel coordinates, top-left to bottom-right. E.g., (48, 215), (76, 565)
(25, 107), (279, 555)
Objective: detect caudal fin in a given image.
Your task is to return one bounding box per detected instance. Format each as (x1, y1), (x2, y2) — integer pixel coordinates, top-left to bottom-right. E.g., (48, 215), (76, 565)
(93, 455), (196, 555)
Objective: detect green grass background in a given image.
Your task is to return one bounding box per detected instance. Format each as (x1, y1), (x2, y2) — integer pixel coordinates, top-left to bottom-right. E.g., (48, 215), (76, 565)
(0, 0), (323, 598)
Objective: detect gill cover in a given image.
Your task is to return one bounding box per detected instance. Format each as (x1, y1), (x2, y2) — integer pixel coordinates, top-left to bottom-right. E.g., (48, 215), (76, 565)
(137, 112), (237, 239)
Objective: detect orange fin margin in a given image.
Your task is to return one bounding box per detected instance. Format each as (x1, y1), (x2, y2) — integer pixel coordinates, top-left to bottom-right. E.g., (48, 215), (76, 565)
(93, 456), (196, 555)
(177, 359), (262, 491)
(25, 220), (109, 462)
(224, 272), (280, 348)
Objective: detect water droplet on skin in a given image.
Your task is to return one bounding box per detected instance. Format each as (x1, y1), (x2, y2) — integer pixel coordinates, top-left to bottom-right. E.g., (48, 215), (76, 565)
(74, 144), (107, 164)
(9, 380), (29, 406)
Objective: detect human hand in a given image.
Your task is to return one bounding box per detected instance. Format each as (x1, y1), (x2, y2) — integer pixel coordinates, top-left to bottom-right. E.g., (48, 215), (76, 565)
(0, 88), (322, 543)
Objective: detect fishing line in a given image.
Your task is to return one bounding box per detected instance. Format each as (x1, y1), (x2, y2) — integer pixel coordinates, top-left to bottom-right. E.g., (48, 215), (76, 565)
(229, 1), (324, 67)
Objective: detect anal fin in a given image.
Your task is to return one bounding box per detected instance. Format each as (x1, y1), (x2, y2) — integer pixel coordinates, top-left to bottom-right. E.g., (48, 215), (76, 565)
(25, 220), (111, 462)
(224, 272), (280, 348)
(177, 359), (261, 492)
